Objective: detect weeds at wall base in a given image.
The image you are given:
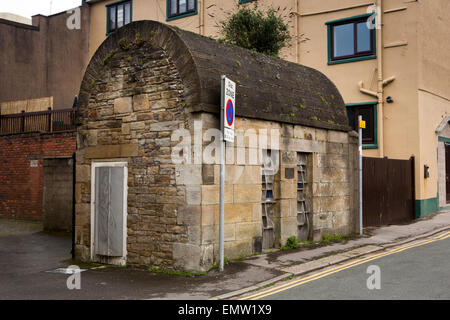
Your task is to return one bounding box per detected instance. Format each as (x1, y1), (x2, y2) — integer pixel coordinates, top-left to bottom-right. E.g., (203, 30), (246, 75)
(147, 267), (207, 278)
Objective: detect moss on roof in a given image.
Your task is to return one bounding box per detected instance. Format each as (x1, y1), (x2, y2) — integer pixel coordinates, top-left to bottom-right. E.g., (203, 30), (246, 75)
(79, 20), (350, 132)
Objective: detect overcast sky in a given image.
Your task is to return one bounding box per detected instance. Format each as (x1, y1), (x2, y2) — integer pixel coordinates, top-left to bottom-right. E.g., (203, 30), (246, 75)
(0, 0), (82, 18)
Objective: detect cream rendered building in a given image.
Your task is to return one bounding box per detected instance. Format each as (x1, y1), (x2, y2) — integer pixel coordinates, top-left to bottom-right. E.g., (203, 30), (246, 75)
(85, 0), (450, 218)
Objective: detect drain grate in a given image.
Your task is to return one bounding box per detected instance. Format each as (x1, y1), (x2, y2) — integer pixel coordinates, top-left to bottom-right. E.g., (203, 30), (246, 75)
(46, 267), (87, 274)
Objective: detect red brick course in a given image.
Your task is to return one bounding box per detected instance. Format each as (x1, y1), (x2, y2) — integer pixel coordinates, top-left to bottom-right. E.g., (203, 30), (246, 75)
(0, 131), (76, 219)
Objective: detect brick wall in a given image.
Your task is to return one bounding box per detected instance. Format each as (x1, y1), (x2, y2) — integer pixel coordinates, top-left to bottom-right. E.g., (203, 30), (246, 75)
(0, 131), (76, 219)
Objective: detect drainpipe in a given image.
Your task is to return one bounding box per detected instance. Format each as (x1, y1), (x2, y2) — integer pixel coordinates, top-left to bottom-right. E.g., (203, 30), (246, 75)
(71, 152), (76, 260)
(377, 0), (384, 157)
(199, 0), (205, 36)
(295, 0), (300, 64)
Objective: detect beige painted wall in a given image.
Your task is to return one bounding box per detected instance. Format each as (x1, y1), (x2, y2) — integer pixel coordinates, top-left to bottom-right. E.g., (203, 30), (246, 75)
(0, 13), (31, 25)
(418, 0), (450, 102)
(89, 0), (298, 59)
(297, 0), (423, 189)
(87, 0), (450, 205)
(418, 91), (450, 200)
(415, 0), (450, 201)
(437, 123), (450, 207)
(90, 0), (201, 57)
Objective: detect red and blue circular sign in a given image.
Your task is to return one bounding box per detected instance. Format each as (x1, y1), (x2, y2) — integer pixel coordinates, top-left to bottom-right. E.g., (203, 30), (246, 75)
(226, 99), (234, 126)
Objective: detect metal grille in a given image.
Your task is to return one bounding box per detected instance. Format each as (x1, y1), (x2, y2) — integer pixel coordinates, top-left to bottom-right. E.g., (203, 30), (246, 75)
(297, 153), (310, 240)
(261, 150), (275, 249)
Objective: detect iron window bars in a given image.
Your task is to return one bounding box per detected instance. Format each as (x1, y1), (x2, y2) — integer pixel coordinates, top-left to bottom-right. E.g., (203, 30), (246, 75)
(261, 150), (275, 249)
(297, 153), (310, 240)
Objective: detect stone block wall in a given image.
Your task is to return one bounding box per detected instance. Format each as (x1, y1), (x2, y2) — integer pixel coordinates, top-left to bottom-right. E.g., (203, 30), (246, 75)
(76, 62), (358, 270)
(75, 39), (191, 269)
(195, 114), (359, 264)
(75, 25), (358, 272)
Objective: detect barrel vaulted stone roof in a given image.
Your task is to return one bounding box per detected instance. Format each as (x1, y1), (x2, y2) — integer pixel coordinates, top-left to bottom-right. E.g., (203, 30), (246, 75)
(79, 20), (350, 132)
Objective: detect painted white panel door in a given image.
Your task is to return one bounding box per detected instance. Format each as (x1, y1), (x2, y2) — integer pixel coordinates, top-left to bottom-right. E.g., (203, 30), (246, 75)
(94, 166), (125, 257)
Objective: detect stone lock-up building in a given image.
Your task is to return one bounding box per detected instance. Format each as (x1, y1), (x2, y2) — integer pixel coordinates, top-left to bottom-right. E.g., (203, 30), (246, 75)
(75, 20), (359, 271)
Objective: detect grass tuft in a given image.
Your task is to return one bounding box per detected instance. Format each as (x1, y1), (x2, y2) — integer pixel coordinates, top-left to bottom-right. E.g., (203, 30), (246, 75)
(147, 267), (206, 278)
(209, 257), (230, 271)
(280, 233), (357, 251)
(281, 236), (300, 250)
(320, 233), (356, 244)
(118, 38), (130, 51)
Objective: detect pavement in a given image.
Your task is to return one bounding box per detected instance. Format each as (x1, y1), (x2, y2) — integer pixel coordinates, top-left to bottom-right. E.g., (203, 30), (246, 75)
(1, 210), (450, 300)
(0, 218), (283, 299)
(0, 217), (43, 236)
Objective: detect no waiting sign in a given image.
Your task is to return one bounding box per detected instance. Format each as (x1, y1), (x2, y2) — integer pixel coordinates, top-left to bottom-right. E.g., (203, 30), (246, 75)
(222, 76), (236, 143)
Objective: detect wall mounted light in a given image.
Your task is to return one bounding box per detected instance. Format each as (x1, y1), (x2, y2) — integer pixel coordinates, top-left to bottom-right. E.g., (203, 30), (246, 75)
(424, 165), (430, 178)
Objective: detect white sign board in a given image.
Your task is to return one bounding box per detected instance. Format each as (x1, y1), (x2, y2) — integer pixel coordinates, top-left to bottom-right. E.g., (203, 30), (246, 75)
(222, 77), (236, 143)
(30, 160), (38, 168)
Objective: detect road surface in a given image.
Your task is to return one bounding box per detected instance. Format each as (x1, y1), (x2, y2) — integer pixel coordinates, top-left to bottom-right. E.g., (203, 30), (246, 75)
(243, 231), (450, 300)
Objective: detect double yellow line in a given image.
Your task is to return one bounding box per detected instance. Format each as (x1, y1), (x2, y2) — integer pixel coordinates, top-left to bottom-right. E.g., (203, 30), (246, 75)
(240, 230), (450, 300)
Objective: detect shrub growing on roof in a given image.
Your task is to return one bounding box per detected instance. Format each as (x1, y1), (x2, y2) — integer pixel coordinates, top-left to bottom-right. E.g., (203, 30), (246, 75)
(218, 4), (291, 57)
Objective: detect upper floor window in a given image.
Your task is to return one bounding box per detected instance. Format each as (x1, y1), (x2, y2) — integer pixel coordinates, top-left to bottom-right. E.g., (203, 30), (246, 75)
(107, 0), (132, 34)
(167, 0), (197, 21)
(326, 14), (376, 65)
(346, 102), (378, 148)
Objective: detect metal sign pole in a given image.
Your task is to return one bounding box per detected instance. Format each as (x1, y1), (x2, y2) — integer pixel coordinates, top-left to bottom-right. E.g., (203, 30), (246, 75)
(219, 75), (226, 271)
(219, 75), (235, 271)
(358, 115), (363, 236)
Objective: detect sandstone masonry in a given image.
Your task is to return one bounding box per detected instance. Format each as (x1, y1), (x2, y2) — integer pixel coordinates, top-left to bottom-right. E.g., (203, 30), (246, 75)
(75, 21), (359, 272)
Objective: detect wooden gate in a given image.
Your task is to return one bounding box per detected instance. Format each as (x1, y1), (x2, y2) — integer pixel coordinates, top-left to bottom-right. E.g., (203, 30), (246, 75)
(363, 157), (415, 227)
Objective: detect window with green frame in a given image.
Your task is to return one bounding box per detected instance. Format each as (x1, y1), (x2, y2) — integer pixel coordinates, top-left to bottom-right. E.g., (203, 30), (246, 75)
(107, 0), (132, 35)
(167, 0), (197, 21)
(346, 102), (378, 148)
(326, 14), (376, 65)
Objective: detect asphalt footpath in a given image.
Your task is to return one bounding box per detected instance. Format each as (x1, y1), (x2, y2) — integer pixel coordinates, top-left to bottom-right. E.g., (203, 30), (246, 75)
(1, 210), (449, 300)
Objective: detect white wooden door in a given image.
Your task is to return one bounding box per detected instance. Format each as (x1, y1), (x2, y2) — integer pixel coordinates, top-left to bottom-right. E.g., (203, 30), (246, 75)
(91, 162), (127, 260)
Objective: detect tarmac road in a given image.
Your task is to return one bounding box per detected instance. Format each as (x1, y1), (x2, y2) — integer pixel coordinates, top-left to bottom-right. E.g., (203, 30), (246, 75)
(248, 232), (450, 300)
(3, 217), (450, 300)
